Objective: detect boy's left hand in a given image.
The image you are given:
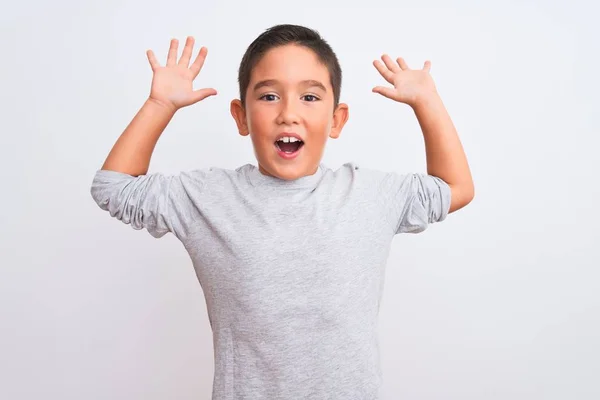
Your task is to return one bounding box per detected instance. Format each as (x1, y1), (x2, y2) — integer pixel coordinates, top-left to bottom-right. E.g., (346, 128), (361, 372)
(372, 54), (438, 108)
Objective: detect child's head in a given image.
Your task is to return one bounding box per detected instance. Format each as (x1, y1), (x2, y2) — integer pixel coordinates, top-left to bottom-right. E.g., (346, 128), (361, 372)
(230, 24), (349, 181)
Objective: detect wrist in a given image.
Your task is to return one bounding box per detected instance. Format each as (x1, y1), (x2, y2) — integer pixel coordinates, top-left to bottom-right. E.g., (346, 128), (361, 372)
(146, 97), (178, 115)
(412, 90), (441, 112)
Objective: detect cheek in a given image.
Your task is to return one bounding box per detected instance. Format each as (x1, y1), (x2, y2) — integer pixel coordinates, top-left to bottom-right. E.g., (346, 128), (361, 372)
(248, 108), (272, 133)
(308, 110), (333, 134)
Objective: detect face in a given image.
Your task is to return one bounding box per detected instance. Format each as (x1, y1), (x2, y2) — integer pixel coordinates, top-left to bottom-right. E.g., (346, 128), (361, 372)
(231, 44), (349, 180)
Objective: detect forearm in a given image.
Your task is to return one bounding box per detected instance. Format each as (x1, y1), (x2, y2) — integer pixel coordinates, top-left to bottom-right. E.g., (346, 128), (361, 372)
(413, 93), (474, 200)
(101, 98), (176, 176)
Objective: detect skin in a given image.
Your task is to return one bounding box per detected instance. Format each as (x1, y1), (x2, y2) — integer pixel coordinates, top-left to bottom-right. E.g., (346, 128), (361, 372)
(230, 44), (349, 181)
(101, 36), (473, 213)
(371, 55), (475, 212)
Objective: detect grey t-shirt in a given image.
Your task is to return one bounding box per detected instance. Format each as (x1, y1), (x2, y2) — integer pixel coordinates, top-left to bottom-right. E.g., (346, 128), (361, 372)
(90, 162), (451, 399)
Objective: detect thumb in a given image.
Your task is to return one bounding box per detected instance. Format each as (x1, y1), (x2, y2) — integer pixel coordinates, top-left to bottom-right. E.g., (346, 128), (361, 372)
(189, 88), (217, 105)
(372, 86), (396, 100)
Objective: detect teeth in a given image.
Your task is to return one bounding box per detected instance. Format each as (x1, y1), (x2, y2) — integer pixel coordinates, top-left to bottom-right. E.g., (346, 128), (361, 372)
(277, 136), (301, 143)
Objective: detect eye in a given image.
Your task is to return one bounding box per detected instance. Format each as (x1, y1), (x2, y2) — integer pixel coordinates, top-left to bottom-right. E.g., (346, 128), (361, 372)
(259, 94), (278, 101)
(302, 94), (320, 102)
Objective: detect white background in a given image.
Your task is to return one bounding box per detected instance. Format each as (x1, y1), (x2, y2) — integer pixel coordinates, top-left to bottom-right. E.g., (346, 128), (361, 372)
(2, 0), (599, 399)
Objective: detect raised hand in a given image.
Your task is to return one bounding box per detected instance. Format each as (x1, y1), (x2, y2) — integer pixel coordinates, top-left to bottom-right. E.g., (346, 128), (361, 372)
(146, 36), (217, 111)
(372, 54), (438, 108)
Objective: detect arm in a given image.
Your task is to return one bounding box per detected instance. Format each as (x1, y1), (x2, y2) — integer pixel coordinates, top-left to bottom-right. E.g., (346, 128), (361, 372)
(413, 93), (474, 213)
(91, 36), (216, 238)
(101, 37), (216, 176)
(101, 99), (175, 176)
(372, 54), (474, 214)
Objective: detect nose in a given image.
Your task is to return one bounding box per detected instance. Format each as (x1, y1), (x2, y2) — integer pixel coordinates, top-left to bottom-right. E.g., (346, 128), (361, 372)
(275, 97), (300, 126)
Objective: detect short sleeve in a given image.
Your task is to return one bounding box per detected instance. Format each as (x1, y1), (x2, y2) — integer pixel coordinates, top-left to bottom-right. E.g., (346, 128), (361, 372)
(381, 172), (452, 234)
(90, 169), (206, 239)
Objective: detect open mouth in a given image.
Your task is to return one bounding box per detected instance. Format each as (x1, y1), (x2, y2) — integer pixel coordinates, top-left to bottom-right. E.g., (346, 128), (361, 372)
(274, 138), (305, 154)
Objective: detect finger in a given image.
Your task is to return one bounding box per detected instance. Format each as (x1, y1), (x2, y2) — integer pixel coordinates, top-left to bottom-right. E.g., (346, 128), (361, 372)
(146, 49), (160, 71)
(382, 54), (400, 72)
(189, 88), (218, 104)
(190, 46), (209, 77)
(166, 38), (179, 67)
(372, 86), (396, 99)
(373, 60), (394, 83)
(396, 57), (409, 70)
(178, 36), (195, 67)
(423, 60), (432, 72)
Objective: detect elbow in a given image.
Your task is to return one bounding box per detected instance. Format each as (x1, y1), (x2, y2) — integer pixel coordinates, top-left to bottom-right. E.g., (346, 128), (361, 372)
(464, 183), (475, 204)
(448, 182), (475, 213)
(90, 183), (110, 211)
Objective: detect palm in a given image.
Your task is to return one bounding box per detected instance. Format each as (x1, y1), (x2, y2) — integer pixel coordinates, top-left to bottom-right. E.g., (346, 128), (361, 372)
(372, 54), (437, 107)
(146, 36), (217, 110)
(150, 67), (194, 107)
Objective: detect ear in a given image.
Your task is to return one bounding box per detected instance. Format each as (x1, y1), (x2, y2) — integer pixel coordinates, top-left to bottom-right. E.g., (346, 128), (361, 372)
(230, 99), (249, 137)
(329, 103), (349, 139)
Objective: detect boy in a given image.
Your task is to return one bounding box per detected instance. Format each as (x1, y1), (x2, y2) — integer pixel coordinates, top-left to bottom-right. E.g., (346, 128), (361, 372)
(91, 24), (474, 400)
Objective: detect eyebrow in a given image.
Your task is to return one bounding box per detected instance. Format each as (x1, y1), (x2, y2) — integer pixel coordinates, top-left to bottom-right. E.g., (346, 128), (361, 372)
(252, 79), (327, 92)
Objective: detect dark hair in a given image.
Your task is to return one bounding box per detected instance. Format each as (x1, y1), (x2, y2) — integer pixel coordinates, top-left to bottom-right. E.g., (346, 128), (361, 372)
(237, 24), (342, 109)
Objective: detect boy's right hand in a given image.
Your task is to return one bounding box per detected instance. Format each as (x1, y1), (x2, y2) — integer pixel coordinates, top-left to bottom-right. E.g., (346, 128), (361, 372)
(146, 36), (217, 112)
